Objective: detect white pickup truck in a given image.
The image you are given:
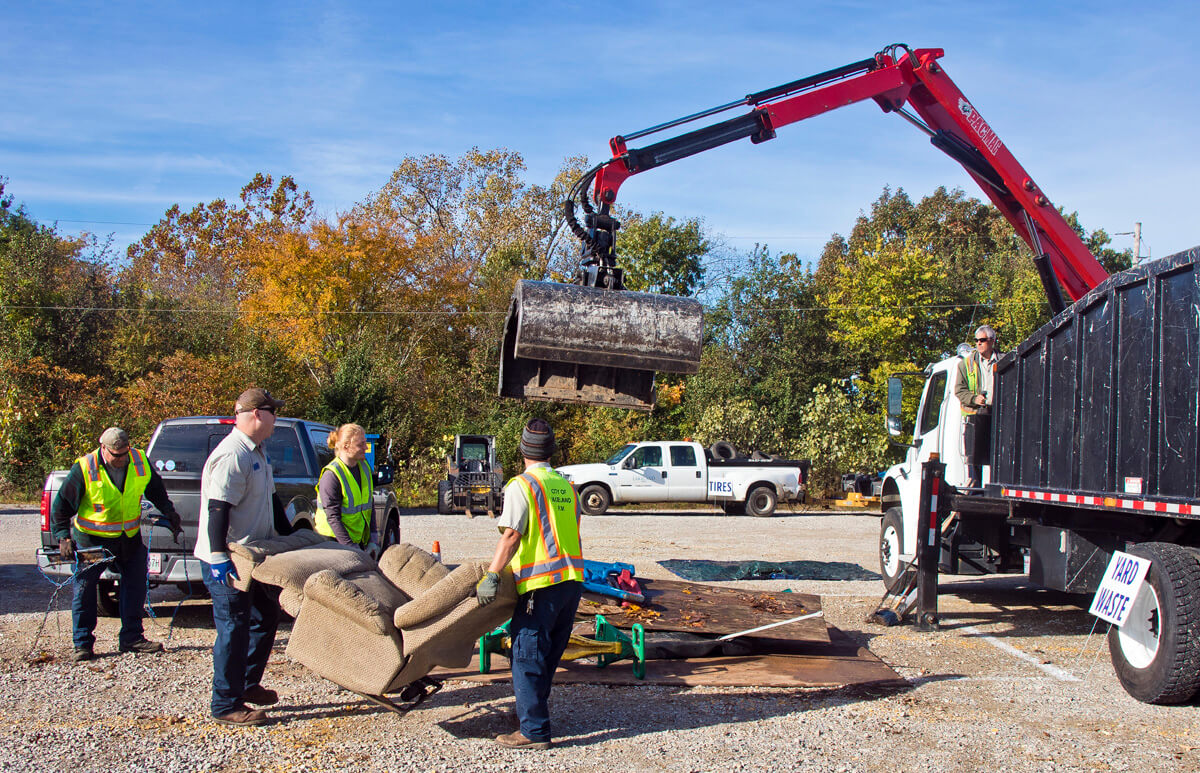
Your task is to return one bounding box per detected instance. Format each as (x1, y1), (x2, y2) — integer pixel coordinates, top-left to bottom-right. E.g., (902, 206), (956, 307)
(556, 440), (809, 517)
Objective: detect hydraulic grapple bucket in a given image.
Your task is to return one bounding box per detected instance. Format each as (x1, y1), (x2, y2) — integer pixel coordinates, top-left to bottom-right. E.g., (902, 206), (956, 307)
(498, 280), (703, 411)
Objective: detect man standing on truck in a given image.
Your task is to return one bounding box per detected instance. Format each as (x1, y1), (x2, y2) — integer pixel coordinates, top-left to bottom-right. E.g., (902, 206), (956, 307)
(52, 426), (184, 662)
(955, 325), (1000, 485)
(196, 388), (293, 727)
(314, 423), (381, 558)
(475, 418), (583, 750)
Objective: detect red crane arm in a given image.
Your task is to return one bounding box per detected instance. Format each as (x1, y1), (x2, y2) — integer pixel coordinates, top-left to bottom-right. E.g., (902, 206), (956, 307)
(590, 46), (1108, 303)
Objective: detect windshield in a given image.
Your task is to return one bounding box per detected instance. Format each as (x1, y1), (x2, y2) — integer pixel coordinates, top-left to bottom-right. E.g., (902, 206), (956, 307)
(605, 444), (635, 465)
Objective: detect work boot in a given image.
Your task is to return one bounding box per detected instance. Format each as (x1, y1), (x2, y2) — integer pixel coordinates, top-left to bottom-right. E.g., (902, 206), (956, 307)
(213, 705), (269, 727)
(495, 730), (551, 750)
(72, 646), (94, 663)
(241, 685), (279, 706)
(119, 638), (164, 654)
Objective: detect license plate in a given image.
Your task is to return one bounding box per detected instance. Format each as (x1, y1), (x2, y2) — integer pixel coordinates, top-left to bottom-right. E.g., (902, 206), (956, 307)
(148, 553), (163, 574)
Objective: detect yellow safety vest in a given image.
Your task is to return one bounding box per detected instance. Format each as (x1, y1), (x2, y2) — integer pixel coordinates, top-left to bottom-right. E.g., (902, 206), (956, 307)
(315, 459), (374, 546)
(74, 448), (151, 538)
(961, 353), (981, 416)
(509, 467), (584, 594)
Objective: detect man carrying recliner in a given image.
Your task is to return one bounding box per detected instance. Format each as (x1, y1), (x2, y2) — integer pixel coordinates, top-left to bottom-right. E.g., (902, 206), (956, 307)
(476, 418), (584, 750)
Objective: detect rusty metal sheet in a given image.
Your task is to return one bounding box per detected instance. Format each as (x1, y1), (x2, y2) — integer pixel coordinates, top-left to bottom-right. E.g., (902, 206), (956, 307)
(577, 578), (829, 644)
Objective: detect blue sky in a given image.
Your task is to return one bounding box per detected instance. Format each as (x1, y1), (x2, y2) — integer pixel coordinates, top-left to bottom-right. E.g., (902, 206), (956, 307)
(3, 1), (1197, 272)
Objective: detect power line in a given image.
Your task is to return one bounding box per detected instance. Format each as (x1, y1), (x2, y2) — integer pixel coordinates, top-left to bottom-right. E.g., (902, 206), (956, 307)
(1, 299), (1048, 316)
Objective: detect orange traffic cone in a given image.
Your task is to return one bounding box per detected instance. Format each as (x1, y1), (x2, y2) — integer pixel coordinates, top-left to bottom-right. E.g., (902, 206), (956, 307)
(432, 541), (442, 563)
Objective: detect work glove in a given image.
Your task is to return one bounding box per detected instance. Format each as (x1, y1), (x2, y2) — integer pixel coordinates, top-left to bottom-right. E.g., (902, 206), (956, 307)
(366, 541), (380, 561)
(59, 538), (75, 562)
(475, 571), (501, 606)
(209, 560), (239, 587)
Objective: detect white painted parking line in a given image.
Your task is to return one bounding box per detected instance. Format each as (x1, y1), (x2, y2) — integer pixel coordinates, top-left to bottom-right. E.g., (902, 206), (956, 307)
(961, 625), (1080, 682)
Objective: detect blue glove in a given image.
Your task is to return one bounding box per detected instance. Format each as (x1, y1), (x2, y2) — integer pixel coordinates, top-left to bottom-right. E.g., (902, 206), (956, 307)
(209, 560), (239, 587)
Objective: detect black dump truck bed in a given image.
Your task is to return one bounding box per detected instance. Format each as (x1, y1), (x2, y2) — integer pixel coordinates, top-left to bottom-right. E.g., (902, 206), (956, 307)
(990, 245), (1200, 507)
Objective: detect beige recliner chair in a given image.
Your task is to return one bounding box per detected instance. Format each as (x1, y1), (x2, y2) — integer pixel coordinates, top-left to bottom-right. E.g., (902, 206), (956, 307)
(228, 532), (517, 712)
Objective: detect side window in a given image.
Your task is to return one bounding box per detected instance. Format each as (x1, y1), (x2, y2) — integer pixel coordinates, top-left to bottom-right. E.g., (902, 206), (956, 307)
(309, 428), (334, 469)
(669, 445), (697, 467)
(632, 446), (663, 467)
(264, 428), (309, 478)
(919, 371), (949, 437)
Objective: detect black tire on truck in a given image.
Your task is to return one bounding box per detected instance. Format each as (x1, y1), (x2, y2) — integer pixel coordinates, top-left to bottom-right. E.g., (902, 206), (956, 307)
(436, 480), (453, 514)
(878, 508), (914, 590)
(709, 441), (737, 461)
(1107, 542), (1200, 704)
(97, 579), (120, 617)
(579, 484), (610, 516)
(381, 511), (401, 550)
(745, 485), (778, 517)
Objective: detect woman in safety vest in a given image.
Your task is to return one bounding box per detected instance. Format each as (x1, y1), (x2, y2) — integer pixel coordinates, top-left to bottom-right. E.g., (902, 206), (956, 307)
(314, 423), (382, 558)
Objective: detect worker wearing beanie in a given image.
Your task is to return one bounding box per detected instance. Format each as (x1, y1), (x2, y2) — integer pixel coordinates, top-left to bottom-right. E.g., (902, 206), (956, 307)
(476, 418), (583, 750)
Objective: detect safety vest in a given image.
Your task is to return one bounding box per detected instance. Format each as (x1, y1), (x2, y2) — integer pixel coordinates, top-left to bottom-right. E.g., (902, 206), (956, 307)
(74, 448), (151, 538)
(315, 459), (374, 546)
(961, 353), (981, 416)
(509, 467), (584, 594)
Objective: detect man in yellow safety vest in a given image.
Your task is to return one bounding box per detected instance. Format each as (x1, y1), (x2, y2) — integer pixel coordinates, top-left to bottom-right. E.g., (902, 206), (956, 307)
(476, 418), (583, 750)
(51, 426), (183, 662)
(955, 325), (1001, 485)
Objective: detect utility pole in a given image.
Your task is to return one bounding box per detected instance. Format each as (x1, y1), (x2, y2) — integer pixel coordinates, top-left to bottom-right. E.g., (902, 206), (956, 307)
(1116, 222), (1143, 263)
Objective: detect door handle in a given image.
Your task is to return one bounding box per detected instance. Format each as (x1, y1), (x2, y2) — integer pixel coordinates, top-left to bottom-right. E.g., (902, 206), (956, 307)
(662, 471), (668, 478)
(696, 471), (701, 478)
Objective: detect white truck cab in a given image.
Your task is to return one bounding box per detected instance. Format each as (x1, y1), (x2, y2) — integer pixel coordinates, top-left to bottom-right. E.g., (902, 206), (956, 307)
(879, 349), (987, 582)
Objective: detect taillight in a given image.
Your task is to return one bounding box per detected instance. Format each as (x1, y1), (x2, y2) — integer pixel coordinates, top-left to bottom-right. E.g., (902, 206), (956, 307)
(40, 488), (51, 532)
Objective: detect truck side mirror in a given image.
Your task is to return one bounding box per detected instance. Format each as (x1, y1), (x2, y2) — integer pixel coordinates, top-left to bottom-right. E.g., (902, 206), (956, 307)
(886, 377), (905, 439)
(375, 464), (394, 486)
(624, 457), (638, 470)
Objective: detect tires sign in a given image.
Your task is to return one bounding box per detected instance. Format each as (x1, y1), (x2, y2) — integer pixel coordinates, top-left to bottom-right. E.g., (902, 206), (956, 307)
(1089, 551), (1151, 626)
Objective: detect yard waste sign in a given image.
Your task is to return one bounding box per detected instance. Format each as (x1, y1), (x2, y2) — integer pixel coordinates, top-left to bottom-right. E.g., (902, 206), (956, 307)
(1089, 551), (1151, 626)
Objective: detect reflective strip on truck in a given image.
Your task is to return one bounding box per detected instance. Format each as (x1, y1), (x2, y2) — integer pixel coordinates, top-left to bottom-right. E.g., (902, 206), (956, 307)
(1001, 487), (1197, 516)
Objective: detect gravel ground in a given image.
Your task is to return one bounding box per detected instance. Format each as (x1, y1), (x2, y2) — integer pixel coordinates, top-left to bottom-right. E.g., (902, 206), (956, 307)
(3, 503), (1200, 772)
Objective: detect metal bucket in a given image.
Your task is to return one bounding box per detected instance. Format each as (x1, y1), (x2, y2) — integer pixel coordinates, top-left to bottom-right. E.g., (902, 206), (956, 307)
(498, 280), (703, 410)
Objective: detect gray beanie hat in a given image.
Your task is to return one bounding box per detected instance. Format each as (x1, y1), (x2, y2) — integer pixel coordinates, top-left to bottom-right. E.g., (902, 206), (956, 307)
(519, 418), (556, 461)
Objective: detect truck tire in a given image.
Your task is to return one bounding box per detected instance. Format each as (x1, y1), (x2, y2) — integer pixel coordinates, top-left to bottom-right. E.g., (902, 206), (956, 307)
(745, 486), (778, 517)
(1107, 542), (1200, 704)
(381, 511), (401, 550)
(579, 485), (611, 516)
(98, 580), (120, 617)
(436, 481), (452, 514)
(879, 508), (913, 589)
(710, 441), (737, 461)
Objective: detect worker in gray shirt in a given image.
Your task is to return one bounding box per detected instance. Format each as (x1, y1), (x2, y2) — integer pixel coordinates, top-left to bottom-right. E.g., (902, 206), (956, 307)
(196, 387), (293, 727)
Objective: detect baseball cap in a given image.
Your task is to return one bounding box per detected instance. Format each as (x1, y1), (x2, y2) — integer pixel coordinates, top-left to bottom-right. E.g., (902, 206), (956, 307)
(98, 427), (130, 451)
(235, 387), (285, 414)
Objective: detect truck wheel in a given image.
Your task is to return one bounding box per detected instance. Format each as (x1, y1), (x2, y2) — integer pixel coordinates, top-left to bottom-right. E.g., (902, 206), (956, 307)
(97, 580), (120, 617)
(381, 511), (401, 550)
(579, 485), (610, 516)
(1107, 542), (1200, 704)
(879, 508), (913, 589)
(745, 486), (777, 517)
(436, 481), (452, 514)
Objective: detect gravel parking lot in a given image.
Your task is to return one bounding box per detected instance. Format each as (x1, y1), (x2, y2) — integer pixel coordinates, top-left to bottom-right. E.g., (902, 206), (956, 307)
(3, 503), (1200, 772)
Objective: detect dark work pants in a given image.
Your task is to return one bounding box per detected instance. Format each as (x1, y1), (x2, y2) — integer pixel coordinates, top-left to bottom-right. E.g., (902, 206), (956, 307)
(70, 529), (149, 650)
(202, 561), (281, 717)
(510, 580), (582, 742)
